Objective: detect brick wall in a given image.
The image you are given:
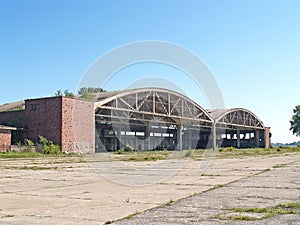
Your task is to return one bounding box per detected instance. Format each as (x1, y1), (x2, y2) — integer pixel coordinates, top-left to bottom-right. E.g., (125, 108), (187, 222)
(0, 96), (95, 153)
(24, 97), (62, 145)
(0, 130), (11, 152)
(61, 97), (95, 153)
(265, 127), (271, 148)
(0, 111), (26, 143)
(0, 110), (26, 127)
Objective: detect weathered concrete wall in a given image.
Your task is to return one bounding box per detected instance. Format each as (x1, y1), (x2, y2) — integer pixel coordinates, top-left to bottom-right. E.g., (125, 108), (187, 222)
(0, 130), (11, 152)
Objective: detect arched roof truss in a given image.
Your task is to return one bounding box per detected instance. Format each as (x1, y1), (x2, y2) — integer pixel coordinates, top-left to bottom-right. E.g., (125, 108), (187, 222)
(214, 108), (265, 129)
(94, 88), (213, 127)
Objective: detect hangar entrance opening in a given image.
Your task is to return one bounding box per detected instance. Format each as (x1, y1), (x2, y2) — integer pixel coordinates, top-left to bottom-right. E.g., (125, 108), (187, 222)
(94, 89), (213, 152)
(209, 109), (268, 148)
(93, 88), (270, 152)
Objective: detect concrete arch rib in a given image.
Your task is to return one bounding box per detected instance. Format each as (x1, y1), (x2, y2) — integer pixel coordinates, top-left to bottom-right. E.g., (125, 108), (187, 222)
(209, 108), (265, 129)
(94, 88), (213, 123)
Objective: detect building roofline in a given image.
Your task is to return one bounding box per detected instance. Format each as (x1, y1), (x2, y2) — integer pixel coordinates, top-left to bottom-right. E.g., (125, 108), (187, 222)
(0, 125), (17, 131)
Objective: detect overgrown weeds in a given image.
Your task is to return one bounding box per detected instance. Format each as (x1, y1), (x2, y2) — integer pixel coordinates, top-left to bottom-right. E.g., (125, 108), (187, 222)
(213, 202), (300, 221)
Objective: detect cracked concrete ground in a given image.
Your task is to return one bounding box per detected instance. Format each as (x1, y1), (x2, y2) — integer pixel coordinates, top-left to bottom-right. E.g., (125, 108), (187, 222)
(0, 153), (299, 225)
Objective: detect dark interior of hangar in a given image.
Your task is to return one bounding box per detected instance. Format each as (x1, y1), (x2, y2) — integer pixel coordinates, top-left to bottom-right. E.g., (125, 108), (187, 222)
(94, 89), (270, 152)
(95, 122), (213, 152)
(216, 129), (266, 148)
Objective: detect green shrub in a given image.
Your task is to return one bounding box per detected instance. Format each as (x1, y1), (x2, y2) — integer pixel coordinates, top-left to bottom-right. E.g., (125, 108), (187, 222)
(117, 148), (125, 154)
(38, 136), (49, 146)
(116, 145), (134, 154)
(24, 139), (34, 146)
(38, 136), (61, 154)
(23, 139), (35, 152)
(123, 145), (134, 152)
(184, 150), (193, 157)
(226, 146), (235, 151)
(41, 143), (61, 154)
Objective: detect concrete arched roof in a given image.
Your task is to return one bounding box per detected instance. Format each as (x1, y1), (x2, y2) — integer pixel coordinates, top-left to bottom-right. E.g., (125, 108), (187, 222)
(208, 108), (265, 129)
(94, 88), (213, 123)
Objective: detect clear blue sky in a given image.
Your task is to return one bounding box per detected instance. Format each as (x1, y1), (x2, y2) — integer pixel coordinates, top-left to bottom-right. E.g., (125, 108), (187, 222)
(1, 0), (299, 143)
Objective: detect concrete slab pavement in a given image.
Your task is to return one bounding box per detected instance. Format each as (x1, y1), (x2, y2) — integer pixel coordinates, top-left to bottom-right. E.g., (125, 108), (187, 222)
(0, 153), (299, 225)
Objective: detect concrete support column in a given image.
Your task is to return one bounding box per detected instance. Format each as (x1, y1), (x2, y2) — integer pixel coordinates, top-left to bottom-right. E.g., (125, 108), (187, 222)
(111, 137), (114, 151)
(188, 128), (192, 150)
(237, 130), (241, 148)
(255, 130), (260, 147)
(116, 128), (121, 150)
(102, 129), (106, 151)
(135, 132), (138, 150)
(144, 125), (150, 151)
(212, 123), (217, 150)
(176, 125), (183, 150)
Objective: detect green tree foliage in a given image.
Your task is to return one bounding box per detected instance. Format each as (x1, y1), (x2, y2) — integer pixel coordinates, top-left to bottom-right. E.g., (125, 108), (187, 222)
(63, 89), (75, 98)
(290, 105), (300, 137)
(80, 92), (94, 100)
(55, 90), (63, 96)
(78, 87), (106, 95)
(78, 87), (106, 100)
(55, 89), (75, 98)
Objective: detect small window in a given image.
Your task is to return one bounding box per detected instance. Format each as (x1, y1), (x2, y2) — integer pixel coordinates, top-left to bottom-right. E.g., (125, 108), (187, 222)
(31, 103), (40, 111)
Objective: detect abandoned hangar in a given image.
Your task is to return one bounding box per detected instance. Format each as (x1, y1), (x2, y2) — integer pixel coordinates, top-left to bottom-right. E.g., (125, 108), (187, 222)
(0, 88), (270, 153)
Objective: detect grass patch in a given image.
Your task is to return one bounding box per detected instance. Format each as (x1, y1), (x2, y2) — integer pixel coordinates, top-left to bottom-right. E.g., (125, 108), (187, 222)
(216, 146), (300, 158)
(1, 146), (299, 162)
(4, 214), (14, 218)
(125, 211), (140, 220)
(0, 151), (82, 159)
(214, 213), (267, 221)
(114, 150), (168, 161)
(0, 152), (45, 158)
(277, 202), (300, 210)
(6, 165), (59, 170)
(273, 163), (288, 168)
(113, 149), (201, 161)
(213, 202), (300, 221)
(104, 210), (140, 224)
(0, 151), (66, 158)
(166, 199), (174, 206)
(127, 155), (165, 161)
(111, 146), (299, 161)
(213, 184), (224, 189)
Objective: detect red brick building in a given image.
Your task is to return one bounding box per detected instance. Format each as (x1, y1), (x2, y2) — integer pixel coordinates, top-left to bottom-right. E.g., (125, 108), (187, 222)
(0, 125), (17, 152)
(0, 96), (95, 153)
(0, 88), (271, 153)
